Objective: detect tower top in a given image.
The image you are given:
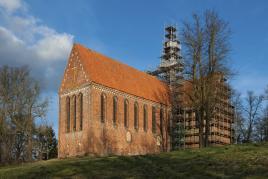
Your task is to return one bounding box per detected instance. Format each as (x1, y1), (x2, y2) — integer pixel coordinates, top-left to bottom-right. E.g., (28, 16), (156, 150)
(159, 25), (183, 72)
(148, 24), (184, 85)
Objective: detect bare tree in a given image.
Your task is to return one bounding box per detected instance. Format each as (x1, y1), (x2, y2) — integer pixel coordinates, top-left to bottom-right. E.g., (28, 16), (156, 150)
(255, 86), (268, 141)
(256, 106), (268, 141)
(258, 86), (268, 141)
(231, 90), (245, 143)
(242, 91), (263, 143)
(183, 13), (206, 148)
(0, 66), (48, 164)
(182, 10), (232, 147)
(203, 10), (231, 146)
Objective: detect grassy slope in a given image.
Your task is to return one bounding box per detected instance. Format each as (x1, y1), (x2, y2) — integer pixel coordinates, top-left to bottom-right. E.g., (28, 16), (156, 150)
(0, 143), (268, 179)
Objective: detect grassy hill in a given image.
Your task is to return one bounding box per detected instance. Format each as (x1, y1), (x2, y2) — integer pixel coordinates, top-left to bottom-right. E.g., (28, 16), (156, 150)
(1, 143), (268, 179)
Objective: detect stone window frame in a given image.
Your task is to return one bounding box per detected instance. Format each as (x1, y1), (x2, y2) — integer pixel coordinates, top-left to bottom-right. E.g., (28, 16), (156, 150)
(124, 99), (129, 128)
(134, 102), (139, 131)
(100, 93), (107, 123)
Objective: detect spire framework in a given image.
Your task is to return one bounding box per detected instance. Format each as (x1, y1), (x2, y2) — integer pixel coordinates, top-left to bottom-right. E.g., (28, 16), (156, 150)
(151, 25), (184, 85)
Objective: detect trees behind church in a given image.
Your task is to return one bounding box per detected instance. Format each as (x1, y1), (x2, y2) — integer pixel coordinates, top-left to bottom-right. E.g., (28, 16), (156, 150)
(181, 10), (268, 147)
(182, 10), (232, 147)
(231, 89), (268, 143)
(0, 66), (57, 164)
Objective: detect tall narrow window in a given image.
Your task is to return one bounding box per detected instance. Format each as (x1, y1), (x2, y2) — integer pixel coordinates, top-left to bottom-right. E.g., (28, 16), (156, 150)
(160, 108), (164, 134)
(113, 96), (118, 126)
(134, 102), (139, 130)
(100, 93), (106, 123)
(124, 99), (129, 128)
(73, 95), (76, 131)
(152, 106), (156, 133)
(66, 96), (70, 133)
(79, 93), (83, 131)
(143, 104), (148, 132)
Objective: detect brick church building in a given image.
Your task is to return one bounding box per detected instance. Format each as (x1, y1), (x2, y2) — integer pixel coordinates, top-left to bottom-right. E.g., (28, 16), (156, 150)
(58, 26), (233, 158)
(58, 43), (171, 158)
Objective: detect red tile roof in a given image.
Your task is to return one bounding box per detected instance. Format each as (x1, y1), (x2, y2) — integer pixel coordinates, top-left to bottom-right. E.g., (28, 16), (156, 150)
(72, 43), (170, 105)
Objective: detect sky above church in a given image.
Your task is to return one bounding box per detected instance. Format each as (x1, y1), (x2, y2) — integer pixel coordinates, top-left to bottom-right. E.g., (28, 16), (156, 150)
(0, 0), (268, 135)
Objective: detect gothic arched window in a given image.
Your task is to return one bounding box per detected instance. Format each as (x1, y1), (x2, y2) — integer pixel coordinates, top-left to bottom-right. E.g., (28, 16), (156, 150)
(143, 104), (148, 132)
(134, 102), (139, 130)
(78, 93), (83, 131)
(66, 96), (70, 133)
(124, 99), (129, 128)
(152, 106), (156, 133)
(72, 95), (76, 131)
(100, 93), (106, 123)
(113, 96), (118, 126)
(160, 108), (164, 134)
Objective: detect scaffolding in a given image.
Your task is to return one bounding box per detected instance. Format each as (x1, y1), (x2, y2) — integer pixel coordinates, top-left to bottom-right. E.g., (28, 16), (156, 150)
(182, 76), (234, 148)
(150, 25), (185, 149)
(150, 25), (234, 149)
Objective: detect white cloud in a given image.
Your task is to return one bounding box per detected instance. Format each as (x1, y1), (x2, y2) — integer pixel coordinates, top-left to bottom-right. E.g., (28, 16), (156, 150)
(0, 0), (74, 91)
(0, 26), (24, 45)
(33, 33), (73, 61)
(0, 0), (23, 13)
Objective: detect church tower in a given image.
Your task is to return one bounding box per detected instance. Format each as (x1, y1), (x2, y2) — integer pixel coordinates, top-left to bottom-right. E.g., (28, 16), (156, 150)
(159, 25), (184, 85)
(152, 25), (185, 150)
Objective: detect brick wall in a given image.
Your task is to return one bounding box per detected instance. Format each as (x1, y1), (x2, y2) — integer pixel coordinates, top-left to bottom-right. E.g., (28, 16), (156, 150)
(59, 83), (170, 158)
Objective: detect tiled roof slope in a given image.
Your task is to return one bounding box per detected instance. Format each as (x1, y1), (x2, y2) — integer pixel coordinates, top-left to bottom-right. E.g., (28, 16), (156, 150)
(72, 43), (170, 105)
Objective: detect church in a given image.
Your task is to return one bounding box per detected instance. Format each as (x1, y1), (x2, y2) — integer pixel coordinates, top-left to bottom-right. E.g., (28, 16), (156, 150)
(58, 26), (233, 158)
(58, 43), (171, 157)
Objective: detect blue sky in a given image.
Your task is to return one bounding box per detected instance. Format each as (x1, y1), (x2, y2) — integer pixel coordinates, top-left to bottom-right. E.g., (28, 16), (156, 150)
(0, 0), (268, 136)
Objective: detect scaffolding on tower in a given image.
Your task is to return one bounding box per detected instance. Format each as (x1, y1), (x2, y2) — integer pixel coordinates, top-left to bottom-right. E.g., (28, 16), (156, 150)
(149, 25), (186, 149)
(149, 25), (234, 149)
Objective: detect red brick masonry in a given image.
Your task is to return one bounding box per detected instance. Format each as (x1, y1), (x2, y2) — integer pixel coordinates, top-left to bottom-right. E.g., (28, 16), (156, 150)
(58, 44), (170, 158)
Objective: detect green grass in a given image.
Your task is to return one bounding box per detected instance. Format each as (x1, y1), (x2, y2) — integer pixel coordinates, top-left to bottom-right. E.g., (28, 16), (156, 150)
(1, 143), (268, 179)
